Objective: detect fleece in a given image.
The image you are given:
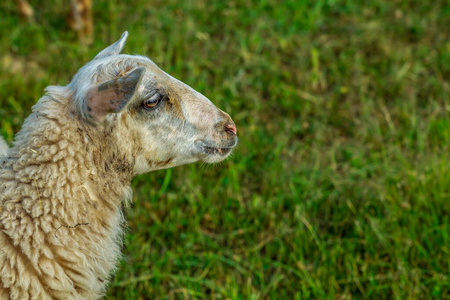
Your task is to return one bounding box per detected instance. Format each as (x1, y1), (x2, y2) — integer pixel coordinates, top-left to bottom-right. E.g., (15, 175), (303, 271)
(0, 31), (237, 300)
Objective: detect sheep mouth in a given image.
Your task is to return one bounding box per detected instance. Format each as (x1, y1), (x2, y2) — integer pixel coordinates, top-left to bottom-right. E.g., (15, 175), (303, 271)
(201, 145), (233, 155)
(195, 140), (236, 157)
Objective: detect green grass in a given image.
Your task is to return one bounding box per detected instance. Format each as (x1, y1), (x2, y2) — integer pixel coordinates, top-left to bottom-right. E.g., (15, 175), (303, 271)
(1, 0), (449, 299)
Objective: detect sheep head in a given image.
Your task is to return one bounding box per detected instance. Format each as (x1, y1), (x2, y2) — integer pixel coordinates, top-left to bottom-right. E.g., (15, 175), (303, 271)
(68, 32), (237, 174)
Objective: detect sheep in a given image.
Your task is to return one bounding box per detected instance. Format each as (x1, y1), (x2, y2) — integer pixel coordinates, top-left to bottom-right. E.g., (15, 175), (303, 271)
(0, 31), (238, 300)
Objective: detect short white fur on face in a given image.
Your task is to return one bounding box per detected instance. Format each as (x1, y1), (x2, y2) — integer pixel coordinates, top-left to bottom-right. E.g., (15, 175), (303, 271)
(0, 31), (237, 299)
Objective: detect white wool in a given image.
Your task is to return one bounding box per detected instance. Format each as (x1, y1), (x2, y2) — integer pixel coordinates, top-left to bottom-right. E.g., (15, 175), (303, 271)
(0, 32), (236, 299)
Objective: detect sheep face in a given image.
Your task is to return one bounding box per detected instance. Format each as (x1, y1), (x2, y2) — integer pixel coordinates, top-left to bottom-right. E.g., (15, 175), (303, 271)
(70, 32), (238, 174)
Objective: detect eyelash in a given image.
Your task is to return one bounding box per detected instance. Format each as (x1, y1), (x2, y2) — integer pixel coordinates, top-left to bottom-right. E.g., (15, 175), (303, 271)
(142, 91), (165, 110)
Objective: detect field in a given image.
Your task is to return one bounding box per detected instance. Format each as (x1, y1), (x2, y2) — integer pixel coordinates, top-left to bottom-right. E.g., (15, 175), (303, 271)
(0, 0), (449, 299)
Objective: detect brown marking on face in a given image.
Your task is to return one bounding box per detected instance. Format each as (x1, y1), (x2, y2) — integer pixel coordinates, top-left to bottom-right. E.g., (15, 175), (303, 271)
(116, 66), (134, 78)
(146, 159), (154, 168)
(129, 109), (136, 117)
(121, 113), (127, 122)
(165, 96), (185, 121)
(158, 157), (173, 167)
(147, 157), (173, 169)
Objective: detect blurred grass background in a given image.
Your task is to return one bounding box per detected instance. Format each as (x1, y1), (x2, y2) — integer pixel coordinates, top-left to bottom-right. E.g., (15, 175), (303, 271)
(1, 0), (449, 299)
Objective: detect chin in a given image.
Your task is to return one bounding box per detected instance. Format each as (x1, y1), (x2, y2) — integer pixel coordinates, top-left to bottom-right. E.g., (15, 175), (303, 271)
(200, 151), (233, 164)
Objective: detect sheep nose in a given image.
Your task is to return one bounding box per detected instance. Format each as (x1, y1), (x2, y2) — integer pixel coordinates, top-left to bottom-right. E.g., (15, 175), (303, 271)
(224, 123), (237, 136)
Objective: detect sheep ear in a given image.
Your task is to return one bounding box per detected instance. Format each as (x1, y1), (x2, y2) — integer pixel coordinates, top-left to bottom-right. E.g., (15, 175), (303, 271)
(94, 31), (128, 59)
(84, 67), (145, 122)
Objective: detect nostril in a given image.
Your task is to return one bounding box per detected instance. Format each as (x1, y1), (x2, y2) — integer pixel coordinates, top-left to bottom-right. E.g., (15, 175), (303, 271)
(224, 123), (237, 135)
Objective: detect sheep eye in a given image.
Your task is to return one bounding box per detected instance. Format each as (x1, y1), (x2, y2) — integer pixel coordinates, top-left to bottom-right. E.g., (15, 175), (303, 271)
(143, 92), (163, 109)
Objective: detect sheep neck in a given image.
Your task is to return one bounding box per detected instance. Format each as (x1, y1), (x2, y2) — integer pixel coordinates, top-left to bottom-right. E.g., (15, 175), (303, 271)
(0, 95), (133, 298)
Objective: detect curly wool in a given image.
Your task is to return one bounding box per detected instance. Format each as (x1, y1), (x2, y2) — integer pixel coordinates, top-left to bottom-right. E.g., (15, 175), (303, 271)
(0, 31), (238, 299)
(0, 90), (132, 299)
